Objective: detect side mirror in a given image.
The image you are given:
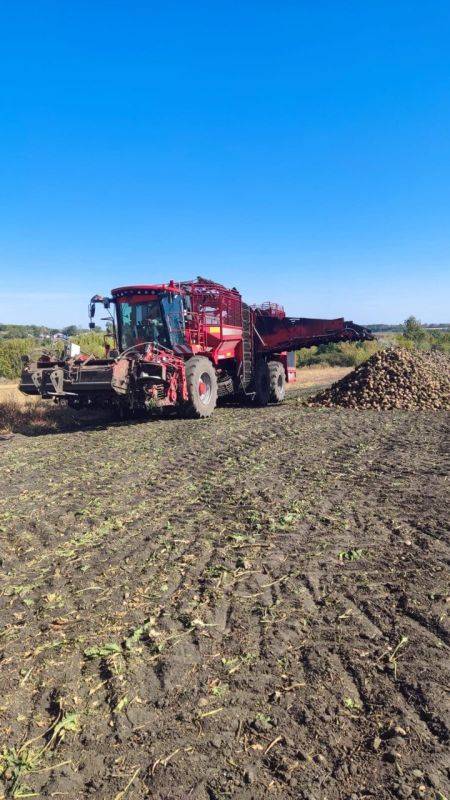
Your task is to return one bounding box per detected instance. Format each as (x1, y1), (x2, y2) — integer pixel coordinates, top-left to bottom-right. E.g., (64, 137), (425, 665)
(103, 298), (110, 309)
(89, 322), (96, 330)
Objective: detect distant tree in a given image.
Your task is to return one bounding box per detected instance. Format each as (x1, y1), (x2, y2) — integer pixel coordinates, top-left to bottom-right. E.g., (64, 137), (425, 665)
(62, 325), (78, 337)
(403, 316), (426, 344)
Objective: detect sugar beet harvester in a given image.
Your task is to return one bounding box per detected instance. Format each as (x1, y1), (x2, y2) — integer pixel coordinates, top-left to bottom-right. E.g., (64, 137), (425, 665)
(20, 277), (373, 418)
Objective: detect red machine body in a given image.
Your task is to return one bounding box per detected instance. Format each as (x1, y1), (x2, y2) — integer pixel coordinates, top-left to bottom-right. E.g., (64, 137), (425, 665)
(19, 276), (373, 417)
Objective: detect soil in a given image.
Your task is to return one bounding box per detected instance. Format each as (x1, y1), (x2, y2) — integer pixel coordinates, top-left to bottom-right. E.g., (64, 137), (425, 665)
(290, 366), (352, 390)
(0, 387), (448, 800)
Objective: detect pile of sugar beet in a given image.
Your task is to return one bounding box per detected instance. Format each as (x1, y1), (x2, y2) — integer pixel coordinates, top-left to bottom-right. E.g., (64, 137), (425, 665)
(310, 348), (450, 410)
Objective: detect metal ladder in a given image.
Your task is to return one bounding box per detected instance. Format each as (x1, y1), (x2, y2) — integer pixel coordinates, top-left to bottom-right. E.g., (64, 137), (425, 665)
(241, 303), (253, 388)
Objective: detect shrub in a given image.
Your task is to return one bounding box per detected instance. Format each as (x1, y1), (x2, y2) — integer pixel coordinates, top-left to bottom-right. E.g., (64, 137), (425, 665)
(72, 331), (108, 357)
(0, 339), (36, 380)
(396, 317), (450, 354)
(0, 332), (109, 379)
(297, 340), (380, 368)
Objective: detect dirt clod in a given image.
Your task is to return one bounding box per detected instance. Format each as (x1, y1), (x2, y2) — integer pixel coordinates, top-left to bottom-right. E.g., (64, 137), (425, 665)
(373, 736), (382, 751)
(244, 768), (256, 784)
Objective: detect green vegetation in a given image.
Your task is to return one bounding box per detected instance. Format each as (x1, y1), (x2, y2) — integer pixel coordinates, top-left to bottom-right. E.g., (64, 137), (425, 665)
(0, 338), (36, 380)
(297, 317), (450, 369)
(338, 548), (364, 561)
(0, 331), (107, 379)
(0, 323), (56, 339)
(368, 322), (450, 333)
(72, 331), (107, 357)
(0, 708), (79, 796)
(297, 340), (380, 368)
(0, 323), (85, 339)
(396, 315), (450, 353)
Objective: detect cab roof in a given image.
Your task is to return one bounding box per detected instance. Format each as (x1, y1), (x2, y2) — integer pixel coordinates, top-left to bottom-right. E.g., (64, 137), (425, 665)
(111, 283), (181, 296)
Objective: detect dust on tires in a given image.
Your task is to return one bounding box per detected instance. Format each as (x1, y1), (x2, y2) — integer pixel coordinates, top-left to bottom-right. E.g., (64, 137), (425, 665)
(185, 355), (218, 417)
(268, 359), (286, 402)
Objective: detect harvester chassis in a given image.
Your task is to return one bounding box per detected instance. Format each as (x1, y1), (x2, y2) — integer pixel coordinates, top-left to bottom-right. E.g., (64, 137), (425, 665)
(20, 277), (373, 418)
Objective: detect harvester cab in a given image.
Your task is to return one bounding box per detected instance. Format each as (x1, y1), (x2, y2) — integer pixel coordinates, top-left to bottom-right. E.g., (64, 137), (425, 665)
(88, 289), (185, 351)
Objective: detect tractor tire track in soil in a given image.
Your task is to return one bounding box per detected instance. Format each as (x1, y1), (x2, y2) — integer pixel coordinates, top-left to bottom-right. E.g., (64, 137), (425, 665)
(0, 397), (448, 800)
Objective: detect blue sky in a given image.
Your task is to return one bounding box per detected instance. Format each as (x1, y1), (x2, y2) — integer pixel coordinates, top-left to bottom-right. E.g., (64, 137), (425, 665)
(0, 1), (449, 327)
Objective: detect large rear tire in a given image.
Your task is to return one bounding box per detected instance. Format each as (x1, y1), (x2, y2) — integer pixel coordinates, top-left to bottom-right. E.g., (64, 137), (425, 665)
(254, 360), (270, 406)
(268, 360), (286, 403)
(185, 356), (218, 418)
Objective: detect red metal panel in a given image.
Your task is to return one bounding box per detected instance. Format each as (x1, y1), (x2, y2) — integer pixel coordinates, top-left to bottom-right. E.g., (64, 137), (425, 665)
(253, 314), (372, 353)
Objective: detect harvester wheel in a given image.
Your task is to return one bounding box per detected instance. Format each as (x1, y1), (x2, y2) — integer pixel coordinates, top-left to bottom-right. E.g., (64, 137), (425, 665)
(268, 360), (286, 403)
(254, 360), (270, 406)
(185, 356), (218, 418)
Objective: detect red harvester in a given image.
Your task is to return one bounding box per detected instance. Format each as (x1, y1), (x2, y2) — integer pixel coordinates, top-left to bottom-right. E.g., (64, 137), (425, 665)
(19, 277), (373, 417)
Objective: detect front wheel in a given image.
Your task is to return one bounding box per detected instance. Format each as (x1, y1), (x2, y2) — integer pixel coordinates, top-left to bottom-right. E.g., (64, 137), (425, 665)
(185, 356), (218, 418)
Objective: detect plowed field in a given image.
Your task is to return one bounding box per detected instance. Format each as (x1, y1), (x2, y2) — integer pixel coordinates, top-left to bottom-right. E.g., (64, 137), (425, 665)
(0, 390), (448, 799)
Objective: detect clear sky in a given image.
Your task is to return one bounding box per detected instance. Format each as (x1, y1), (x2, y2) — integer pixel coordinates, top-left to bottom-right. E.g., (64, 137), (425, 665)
(1, 1), (449, 327)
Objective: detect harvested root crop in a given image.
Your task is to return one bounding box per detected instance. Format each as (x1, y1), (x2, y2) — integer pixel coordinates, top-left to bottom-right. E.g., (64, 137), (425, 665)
(310, 348), (450, 410)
